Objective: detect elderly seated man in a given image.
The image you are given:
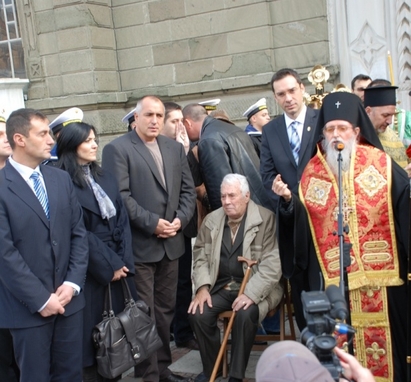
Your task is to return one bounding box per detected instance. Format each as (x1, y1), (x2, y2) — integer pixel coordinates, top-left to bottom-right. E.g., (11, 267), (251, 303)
(188, 173), (283, 382)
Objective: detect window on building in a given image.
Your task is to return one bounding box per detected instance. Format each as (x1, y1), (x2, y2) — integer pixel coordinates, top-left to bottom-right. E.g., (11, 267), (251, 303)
(0, 0), (26, 78)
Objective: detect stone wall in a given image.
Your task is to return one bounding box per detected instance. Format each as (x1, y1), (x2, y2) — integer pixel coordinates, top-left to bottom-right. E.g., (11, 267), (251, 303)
(18, 0), (330, 138)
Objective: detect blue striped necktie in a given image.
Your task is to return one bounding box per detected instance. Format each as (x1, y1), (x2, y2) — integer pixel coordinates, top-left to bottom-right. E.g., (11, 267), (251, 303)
(289, 121), (301, 164)
(30, 171), (50, 219)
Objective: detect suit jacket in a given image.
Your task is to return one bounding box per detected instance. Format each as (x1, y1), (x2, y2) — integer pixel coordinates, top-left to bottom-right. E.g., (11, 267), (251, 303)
(0, 162), (88, 329)
(260, 107), (319, 211)
(102, 131), (196, 263)
(192, 200), (283, 321)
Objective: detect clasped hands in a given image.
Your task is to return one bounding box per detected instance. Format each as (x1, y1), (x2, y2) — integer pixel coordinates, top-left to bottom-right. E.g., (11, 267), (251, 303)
(155, 217), (181, 238)
(40, 284), (74, 318)
(41, 263), (130, 318)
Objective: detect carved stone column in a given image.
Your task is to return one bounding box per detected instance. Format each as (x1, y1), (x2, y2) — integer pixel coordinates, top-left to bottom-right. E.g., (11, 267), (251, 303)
(327, 0), (411, 108)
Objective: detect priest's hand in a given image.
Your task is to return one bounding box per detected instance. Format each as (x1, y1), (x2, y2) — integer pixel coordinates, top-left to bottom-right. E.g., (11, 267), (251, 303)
(272, 174), (292, 202)
(188, 285), (212, 315)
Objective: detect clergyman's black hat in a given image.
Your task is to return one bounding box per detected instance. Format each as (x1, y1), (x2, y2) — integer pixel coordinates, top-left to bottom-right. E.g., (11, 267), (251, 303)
(363, 85), (398, 107)
(315, 91), (383, 150)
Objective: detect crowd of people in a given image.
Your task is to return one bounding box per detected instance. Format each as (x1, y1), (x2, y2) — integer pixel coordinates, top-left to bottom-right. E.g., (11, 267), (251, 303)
(0, 66), (409, 382)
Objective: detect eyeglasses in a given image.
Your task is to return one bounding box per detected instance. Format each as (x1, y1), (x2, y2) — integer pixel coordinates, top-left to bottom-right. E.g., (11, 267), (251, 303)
(323, 125), (352, 133)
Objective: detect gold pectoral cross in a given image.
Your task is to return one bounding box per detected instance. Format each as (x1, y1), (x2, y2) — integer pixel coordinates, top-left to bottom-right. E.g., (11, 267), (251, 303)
(332, 193), (353, 224)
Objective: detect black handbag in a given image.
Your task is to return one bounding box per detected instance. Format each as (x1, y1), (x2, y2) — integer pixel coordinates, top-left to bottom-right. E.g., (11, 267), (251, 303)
(92, 279), (163, 379)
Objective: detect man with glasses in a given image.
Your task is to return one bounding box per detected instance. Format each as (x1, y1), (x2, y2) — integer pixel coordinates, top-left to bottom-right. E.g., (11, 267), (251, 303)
(273, 92), (409, 382)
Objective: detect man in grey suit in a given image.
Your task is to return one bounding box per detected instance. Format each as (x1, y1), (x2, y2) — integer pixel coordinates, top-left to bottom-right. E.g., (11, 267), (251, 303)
(260, 68), (320, 331)
(0, 108), (88, 382)
(102, 96), (196, 382)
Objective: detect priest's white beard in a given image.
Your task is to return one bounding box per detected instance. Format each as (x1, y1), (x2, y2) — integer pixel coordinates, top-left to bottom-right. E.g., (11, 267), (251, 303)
(321, 135), (357, 175)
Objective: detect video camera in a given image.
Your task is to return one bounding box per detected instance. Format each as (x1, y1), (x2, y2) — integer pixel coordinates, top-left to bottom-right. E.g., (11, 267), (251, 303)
(300, 285), (355, 382)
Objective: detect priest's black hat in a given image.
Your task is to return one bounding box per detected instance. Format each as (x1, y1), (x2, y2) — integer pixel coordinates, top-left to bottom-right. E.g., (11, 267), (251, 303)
(363, 85), (397, 107)
(315, 91), (383, 150)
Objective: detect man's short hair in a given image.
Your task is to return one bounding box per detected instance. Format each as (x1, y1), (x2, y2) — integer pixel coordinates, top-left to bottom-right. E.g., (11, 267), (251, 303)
(221, 173), (250, 197)
(135, 95), (164, 115)
(163, 102), (182, 122)
(209, 109), (233, 124)
(6, 108), (47, 149)
(182, 103), (208, 122)
(367, 78), (391, 88)
(351, 74), (372, 90)
(270, 68), (302, 91)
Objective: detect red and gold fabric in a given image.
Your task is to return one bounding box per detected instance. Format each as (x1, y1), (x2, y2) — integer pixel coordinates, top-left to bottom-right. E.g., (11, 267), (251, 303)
(299, 144), (404, 382)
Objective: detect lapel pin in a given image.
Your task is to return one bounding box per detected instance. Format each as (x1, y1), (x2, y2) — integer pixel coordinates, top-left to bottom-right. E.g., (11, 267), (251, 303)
(307, 126), (311, 132)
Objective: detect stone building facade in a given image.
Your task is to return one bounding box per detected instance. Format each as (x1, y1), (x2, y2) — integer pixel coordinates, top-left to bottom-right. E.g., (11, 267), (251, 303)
(3, 0), (410, 145)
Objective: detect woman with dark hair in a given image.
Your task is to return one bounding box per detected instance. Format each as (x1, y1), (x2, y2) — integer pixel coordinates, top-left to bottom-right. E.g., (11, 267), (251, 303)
(56, 122), (137, 382)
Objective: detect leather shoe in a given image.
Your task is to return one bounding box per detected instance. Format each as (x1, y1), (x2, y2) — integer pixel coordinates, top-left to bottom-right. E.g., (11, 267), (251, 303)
(265, 330), (280, 335)
(194, 371), (222, 382)
(253, 339), (268, 345)
(175, 338), (200, 350)
(160, 373), (190, 382)
(194, 372), (208, 382)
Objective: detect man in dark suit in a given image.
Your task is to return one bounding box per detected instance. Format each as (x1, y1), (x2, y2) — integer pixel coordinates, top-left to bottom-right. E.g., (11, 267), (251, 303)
(102, 96), (196, 382)
(260, 68), (320, 330)
(0, 108), (88, 382)
(260, 68), (320, 212)
(0, 114), (18, 382)
(182, 104), (272, 211)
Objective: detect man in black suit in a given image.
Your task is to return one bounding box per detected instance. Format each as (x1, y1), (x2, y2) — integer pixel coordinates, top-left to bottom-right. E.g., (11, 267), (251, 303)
(102, 96), (196, 382)
(0, 108), (88, 382)
(182, 104), (272, 211)
(260, 68), (320, 330)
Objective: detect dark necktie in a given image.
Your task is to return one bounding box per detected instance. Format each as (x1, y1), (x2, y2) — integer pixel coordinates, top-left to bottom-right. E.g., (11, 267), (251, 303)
(30, 171), (50, 219)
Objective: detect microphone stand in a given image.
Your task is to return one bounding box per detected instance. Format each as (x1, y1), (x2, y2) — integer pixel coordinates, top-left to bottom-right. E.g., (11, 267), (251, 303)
(335, 142), (354, 355)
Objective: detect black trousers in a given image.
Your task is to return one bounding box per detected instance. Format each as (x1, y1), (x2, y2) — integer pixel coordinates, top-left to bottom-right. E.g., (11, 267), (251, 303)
(173, 235), (195, 344)
(11, 309), (83, 382)
(83, 364), (120, 382)
(133, 256), (178, 382)
(189, 289), (258, 379)
(0, 329), (19, 382)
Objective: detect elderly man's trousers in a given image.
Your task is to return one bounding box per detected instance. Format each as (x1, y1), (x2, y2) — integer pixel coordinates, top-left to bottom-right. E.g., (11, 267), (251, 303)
(189, 289), (258, 379)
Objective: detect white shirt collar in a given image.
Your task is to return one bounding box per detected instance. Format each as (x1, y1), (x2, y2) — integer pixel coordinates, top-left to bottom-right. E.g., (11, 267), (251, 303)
(284, 104), (307, 128)
(8, 157), (42, 183)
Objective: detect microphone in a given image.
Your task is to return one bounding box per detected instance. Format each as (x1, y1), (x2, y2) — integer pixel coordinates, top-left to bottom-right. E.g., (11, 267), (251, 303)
(325, 285), (348, 321)
(334, 141), (344, 151)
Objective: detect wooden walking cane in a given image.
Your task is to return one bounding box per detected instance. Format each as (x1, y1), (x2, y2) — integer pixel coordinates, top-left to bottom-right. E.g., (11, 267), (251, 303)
(209, 256), (258, 382)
